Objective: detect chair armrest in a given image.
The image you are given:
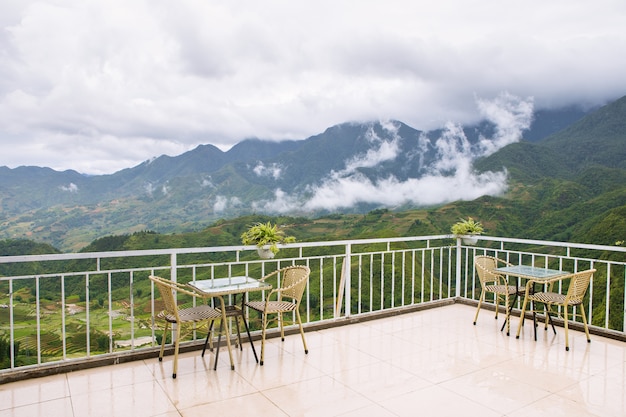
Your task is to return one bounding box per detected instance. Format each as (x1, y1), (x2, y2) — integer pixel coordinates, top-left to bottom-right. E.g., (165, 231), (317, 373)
(257, 269), (280, 282)
(495, 258), (514, 268)
(261, 274), (308, 301)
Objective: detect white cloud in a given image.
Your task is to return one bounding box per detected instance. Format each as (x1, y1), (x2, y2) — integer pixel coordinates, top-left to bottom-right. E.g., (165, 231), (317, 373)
(60, 183), (78, 193)
(256, 93), (531, 212)
(476, 92), (534, 156)
(213, 195), (228, 212)
(0, 1), (625, 174)
(431, 122), (472, 174)
(302, 169), (507, 211)
(199, 177), (214, 188)
(253, 162), (282, 180)
(214, 195), (242, 213)
(344, 124), (401, 172)
(252, 189), (301, 213)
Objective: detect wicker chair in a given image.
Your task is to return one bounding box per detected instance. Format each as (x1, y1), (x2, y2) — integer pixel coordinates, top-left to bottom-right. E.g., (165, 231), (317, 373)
(520, 269), (595, 351)
(245, 265), (310, 365)
(149, 275), (221, 378)
(473, 255), (519, 334)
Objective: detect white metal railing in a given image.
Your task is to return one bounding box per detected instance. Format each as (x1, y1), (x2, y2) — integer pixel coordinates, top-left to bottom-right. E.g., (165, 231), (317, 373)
(1, 235), (625, 377)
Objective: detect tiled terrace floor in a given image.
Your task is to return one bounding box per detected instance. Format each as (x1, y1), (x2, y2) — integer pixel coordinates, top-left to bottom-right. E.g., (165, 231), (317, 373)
(2, 303), (626, 416)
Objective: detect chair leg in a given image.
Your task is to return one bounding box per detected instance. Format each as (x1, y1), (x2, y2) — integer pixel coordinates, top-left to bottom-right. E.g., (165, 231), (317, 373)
(516, 293), (530, 339)
(202, 320), (215, 357)
(213, 319), (224, 370)
(296, 309), (308, 354)
(231, 315), (243, 350)
(504, 292), (511, 336)
(172, 325), (181, 378)
(279, 312), (285, 341)
(532, 303), (538, 341)
(564, 305), (570, 351)
(493, 295), (499, 320)
(159, 322), (169, 361)
(473, 290), (485, 325)
(580, 304), (591, 343)
(501, 291), (519, 333)
(242, 311), (259, 363)
(544, 307), (556, 335)
(260, 313), (268, 366)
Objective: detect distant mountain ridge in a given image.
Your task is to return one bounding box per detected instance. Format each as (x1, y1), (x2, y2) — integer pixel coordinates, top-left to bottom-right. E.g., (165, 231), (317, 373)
(2, 97), (622, 251)
(476, 95), (626, 181)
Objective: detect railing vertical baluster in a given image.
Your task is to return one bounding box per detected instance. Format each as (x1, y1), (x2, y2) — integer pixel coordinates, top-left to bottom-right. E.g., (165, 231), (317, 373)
(368, 253), (372, 312)
(305, 258), (311, 323)
(622, 265), (626, 333)
(357, 254), (363, 314)
(411, 249), (416, 305)
(332, 256), (337, 317)
(129, 271), (135, 351)
(344, 244), (351, 318)
(420, 249), (425, 303)
(61, 275), (67, 360)
(319, 257), (324, 319)
(380, 252), (385, 310)
(107, 272), (113, 353)
(606, 263), (611, 329)
(36, 276), (41, 365)
(400, 251), (406, 306)
(454, 237), (460, 298)
(9, 278), (15, 369)
(391, 251), (395, 308)
(86, 273), (91, 357)
(428, 249), (435, 301)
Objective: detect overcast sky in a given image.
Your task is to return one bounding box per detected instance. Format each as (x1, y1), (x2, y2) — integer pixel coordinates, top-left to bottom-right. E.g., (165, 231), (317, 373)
(2, 0), (625, 175)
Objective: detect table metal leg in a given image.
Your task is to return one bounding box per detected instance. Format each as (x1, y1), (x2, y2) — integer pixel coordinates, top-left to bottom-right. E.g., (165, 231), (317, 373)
(214, 297), (234, 370)
(239, 296), (259, 363)
(516, 285), (531, 339)
(500, 291), (518, 334)
(201, 320), (215, 356)
(500, 277), (520, 336)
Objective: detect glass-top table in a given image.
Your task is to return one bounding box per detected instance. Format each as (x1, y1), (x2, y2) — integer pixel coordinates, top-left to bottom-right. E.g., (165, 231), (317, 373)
(190, 276), (271, 295)
(188, 276), (271, 370)
(495, 265), (571, 335)
(496, 265), (573, 340)
(496, 265), (570, 281)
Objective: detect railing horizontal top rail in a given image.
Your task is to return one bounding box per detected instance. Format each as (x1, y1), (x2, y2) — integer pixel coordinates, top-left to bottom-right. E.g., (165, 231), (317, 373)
(2, 234), (624, 265)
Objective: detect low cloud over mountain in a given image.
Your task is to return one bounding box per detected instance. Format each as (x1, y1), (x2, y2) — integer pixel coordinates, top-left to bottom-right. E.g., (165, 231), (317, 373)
(246, 93), (532, 213)
(0, 91), (600, 249)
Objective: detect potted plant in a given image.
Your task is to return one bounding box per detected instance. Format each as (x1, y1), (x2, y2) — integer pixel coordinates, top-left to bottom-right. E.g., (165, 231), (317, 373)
(241, 221), (296, 258)
(451, 217), (484, 245)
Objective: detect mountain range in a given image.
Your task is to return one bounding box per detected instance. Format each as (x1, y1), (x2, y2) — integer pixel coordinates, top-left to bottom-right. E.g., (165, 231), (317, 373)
(1, 95), (624, 252)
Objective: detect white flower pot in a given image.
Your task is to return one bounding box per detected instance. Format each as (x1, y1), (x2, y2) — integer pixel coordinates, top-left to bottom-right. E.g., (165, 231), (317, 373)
(257, 246), (275, 259)
(462, 235), (479, 245)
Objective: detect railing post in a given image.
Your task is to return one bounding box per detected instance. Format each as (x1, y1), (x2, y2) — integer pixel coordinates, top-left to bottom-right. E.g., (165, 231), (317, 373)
(335, 244), (351, 319)
(170, 253), (177, 282)
(455, 237), (462, 298)
(170, 253), (178, 341)
(345, 244), (351, 318)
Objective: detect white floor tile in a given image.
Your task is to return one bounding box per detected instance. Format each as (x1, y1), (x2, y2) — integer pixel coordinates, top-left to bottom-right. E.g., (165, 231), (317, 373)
(3, 304), (626, 417)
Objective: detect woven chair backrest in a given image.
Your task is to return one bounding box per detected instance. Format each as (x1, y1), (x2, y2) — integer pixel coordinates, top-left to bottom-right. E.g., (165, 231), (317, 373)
(150, 275), (180, 320)
(474, 256), (502, 285)
(278, 266), (310, 304)
(565, 269), (595, 304)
